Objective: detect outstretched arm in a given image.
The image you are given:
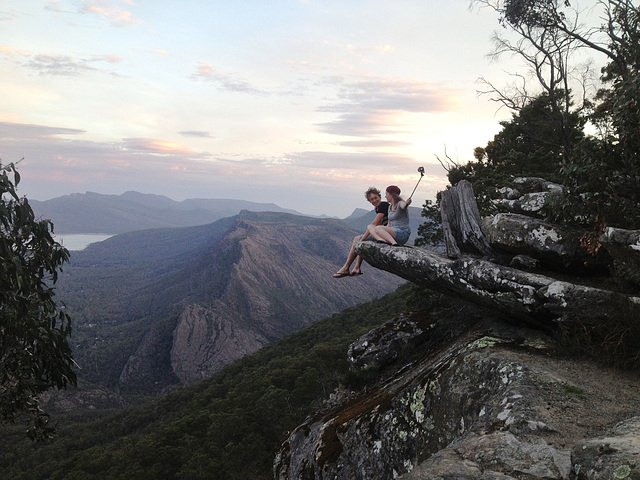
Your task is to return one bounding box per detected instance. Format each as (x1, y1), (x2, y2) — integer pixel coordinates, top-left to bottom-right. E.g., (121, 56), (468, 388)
(398, 197), (412, 209)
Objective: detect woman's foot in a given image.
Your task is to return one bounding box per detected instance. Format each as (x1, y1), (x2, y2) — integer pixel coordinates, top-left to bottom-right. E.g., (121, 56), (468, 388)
(333, 270), (351, 278)
(351, 269), (363, 276)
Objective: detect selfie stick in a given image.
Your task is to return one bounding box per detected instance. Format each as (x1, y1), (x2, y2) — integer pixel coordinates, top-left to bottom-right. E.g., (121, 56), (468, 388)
(408, 166), (425, 200)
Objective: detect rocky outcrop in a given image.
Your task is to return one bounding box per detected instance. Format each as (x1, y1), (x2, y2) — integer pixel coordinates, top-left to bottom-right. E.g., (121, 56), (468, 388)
(276, 177), (640, 480)
(274, 318), (640, 479)
(354, 241), (639, 328)
(600, 227), (640, 289)
(571, 417), (640, 480)
(170, 304), (266, 384)
(481, 213), (596, 272)
(496, 177), (564, 217)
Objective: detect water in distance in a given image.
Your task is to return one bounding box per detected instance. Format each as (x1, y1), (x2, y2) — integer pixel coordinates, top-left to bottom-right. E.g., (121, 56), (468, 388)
(54, 234), (114, 251)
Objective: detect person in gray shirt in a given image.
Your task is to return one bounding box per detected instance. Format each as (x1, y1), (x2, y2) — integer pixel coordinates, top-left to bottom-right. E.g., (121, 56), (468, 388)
(366, 185), (411, 246)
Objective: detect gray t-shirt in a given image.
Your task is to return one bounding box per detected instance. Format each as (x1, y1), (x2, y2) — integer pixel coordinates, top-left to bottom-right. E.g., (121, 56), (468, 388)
(388, 203), (410, 234)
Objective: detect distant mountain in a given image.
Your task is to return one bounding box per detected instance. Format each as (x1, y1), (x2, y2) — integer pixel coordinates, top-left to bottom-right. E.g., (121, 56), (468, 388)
(30, 191), (305, 234)
(56, 210), (404, 396)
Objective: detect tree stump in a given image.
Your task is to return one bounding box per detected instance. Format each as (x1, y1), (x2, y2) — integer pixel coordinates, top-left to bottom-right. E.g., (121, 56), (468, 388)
(440, 180), (492, 258)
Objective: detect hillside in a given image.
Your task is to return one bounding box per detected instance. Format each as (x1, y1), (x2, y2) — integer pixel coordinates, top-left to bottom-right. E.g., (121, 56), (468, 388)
(54, 210), (404, 397)
(0, 284), (431, 480)
(30, 191), (304, 234)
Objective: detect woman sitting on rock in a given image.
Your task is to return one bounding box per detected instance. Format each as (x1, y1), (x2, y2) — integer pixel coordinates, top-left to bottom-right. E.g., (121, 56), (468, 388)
(367, 185), (411, 246)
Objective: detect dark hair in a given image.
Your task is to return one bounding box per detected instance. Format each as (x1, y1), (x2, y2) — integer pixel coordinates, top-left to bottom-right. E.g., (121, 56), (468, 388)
(386, 185), (404, 203)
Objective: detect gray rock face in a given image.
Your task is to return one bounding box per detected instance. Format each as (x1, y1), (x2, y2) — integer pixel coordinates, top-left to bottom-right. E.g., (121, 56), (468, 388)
(170, 304), (267, 384)
(599, 227), (640, 289)
(481, 213), (588, 270)
(274, 323), (640, 480)
(354, 241), (639, 327)
(571, 417), (640, 480)
(347, 313), (434, 370)
(496, 177), (564, 217)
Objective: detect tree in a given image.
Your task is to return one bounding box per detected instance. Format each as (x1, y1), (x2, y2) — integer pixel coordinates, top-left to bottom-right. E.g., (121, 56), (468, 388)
(0, 162), (76, 440)
(472, 0), (595, 163)
(465, 0), (640, 231)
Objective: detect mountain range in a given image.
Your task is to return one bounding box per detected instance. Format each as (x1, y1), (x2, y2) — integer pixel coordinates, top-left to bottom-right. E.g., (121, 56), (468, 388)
(30, 191), (305, 234)
(31, 190), (425, 242)
(55, 210), (404, 398)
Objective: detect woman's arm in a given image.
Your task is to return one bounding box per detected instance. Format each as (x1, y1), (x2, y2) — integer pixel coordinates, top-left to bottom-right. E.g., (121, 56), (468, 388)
(398, 198), (412, 209)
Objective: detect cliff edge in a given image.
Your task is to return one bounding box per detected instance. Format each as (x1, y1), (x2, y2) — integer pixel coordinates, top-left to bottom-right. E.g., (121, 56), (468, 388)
(274, 179), (640, 480)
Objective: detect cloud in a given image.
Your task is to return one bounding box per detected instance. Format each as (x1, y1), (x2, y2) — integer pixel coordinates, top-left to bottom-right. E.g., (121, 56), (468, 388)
(0, 47), (123, 76)
(0, 122), (85, 139)
(318, 111), (406, 137)
(192, 61), (268, 95)
(150, 49), (171, 56)
(81, 0), (143, 27)
(122, 138), (211, 158)
(179, 130), (213, 138)
(337, 139), (412, 148)
(317, 77), (462, 137)
(0, 45), (32, 56)
(0, 11), (19, 21)
(24, 54), (103, 76)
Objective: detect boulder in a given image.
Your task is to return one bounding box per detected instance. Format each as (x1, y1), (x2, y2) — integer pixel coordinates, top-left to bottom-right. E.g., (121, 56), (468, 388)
(496, 178), (564, 217)
(274, 321), (640, 480)
(347, 313), (434, 370)
(571, 417), (640, 480)
(481, 213), (600, 272)
(354, 241), (639, 328)
(599, 227), (640, 290)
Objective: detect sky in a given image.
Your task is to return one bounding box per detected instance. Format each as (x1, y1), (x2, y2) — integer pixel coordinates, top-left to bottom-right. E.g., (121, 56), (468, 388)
(1, 0), (518, 218)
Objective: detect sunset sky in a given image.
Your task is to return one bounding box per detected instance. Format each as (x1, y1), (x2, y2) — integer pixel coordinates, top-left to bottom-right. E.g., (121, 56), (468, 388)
(1, 0), (520, 217)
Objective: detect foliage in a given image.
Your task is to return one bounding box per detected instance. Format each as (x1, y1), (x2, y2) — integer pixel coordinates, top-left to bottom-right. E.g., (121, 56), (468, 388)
(558, 0), (640, 229)
(414, 197), (443, 247)
(415, 91), (584, 239)
(0, 162), (76, 441)
(0, 284), (438, 480)
(555, 297), (640, 369)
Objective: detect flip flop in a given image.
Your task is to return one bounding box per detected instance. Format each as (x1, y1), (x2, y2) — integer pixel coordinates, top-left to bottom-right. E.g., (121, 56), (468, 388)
(333, 272), (351, 278)
(351, 271), (363, 276)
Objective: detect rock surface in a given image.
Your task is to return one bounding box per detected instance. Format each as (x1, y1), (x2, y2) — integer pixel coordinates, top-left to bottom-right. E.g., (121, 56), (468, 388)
(354, 241), (639, 328)
(481, 213), (593, 272)
(599, 227), (640, 290)
(274, 319), (640, 480)
(571, 417), (640, 480)
(170, 304), (267, 384)
(496, 177), (564, 217)
(275, 178), (640, 480)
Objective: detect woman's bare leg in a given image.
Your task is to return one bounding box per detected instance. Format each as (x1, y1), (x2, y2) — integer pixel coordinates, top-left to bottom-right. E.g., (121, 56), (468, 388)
(367, 225), (397, 244)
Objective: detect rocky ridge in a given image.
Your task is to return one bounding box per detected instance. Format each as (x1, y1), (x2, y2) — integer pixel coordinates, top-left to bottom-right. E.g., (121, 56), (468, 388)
(55, 211), (404, 400)
(274, 179), (640, 480)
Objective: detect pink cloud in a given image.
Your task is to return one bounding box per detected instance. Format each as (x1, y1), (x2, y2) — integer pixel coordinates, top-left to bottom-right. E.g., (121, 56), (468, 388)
(82, 1), (143, 27)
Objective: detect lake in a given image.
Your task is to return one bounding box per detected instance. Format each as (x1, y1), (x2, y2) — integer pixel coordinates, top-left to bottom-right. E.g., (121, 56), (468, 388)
(54, 234), (115, 251)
